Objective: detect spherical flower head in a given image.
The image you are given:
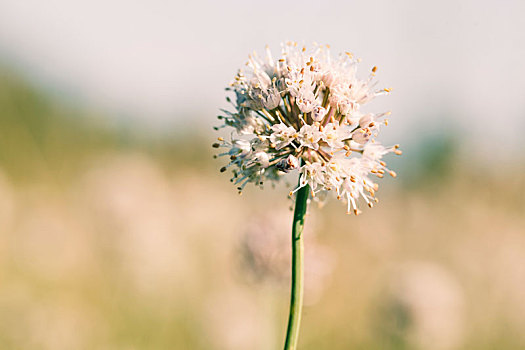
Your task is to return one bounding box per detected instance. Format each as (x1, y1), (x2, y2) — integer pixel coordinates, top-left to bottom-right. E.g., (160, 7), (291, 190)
(214, 42), (401, 214)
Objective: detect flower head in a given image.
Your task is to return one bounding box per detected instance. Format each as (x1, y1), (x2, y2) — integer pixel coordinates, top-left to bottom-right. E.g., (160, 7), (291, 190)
(214, 42), (401, 214)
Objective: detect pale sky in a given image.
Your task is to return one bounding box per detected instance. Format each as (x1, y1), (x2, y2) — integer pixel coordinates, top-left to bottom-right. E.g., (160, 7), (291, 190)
(1, 0), (524, 154)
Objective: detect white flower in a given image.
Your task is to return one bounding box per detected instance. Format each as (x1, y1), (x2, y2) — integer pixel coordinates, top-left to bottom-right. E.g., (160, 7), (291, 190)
(363, 143), (390, 160)
(322, 123), (350, 149)
(230, 139), (251, 157)
(254, 152), (270, 168)
(298, 162), (325, 192)
(270, 123), (297, 150)
(298, 124), (322, 150)
(295, 89), (318, 113)
(214, 42), (400, 213)
(358, 111), (390, 131)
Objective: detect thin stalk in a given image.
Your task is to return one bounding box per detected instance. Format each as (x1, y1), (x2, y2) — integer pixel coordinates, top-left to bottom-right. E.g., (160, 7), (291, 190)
(283, 182), (309, 350)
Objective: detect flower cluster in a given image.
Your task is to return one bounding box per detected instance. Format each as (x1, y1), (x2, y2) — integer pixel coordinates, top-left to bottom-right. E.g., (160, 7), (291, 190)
(214, 42), (401, 214)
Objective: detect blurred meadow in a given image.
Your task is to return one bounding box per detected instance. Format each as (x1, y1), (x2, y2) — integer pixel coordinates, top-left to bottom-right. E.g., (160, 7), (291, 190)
(1, 66), (525, 350)
(1, 1), (525, 349)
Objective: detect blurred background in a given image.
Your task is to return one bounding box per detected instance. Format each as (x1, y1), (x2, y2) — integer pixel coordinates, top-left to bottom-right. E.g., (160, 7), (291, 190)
(0, 0), (524, 349)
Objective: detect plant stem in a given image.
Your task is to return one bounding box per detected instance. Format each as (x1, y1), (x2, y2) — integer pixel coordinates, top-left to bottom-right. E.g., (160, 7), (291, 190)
(283, 183), (309, 350)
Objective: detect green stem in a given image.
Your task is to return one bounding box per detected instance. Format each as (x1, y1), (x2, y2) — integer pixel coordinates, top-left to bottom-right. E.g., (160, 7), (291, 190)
(283, 183), (309, 350)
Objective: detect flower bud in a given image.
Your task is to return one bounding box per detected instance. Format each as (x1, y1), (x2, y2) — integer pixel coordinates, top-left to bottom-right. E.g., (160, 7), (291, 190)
(276, 155), (299, 172)
(351, 128), (372, 144)
(286, 154), (300, 169)
(262, 87), (281, 110)
(312, 106), (327, 122)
